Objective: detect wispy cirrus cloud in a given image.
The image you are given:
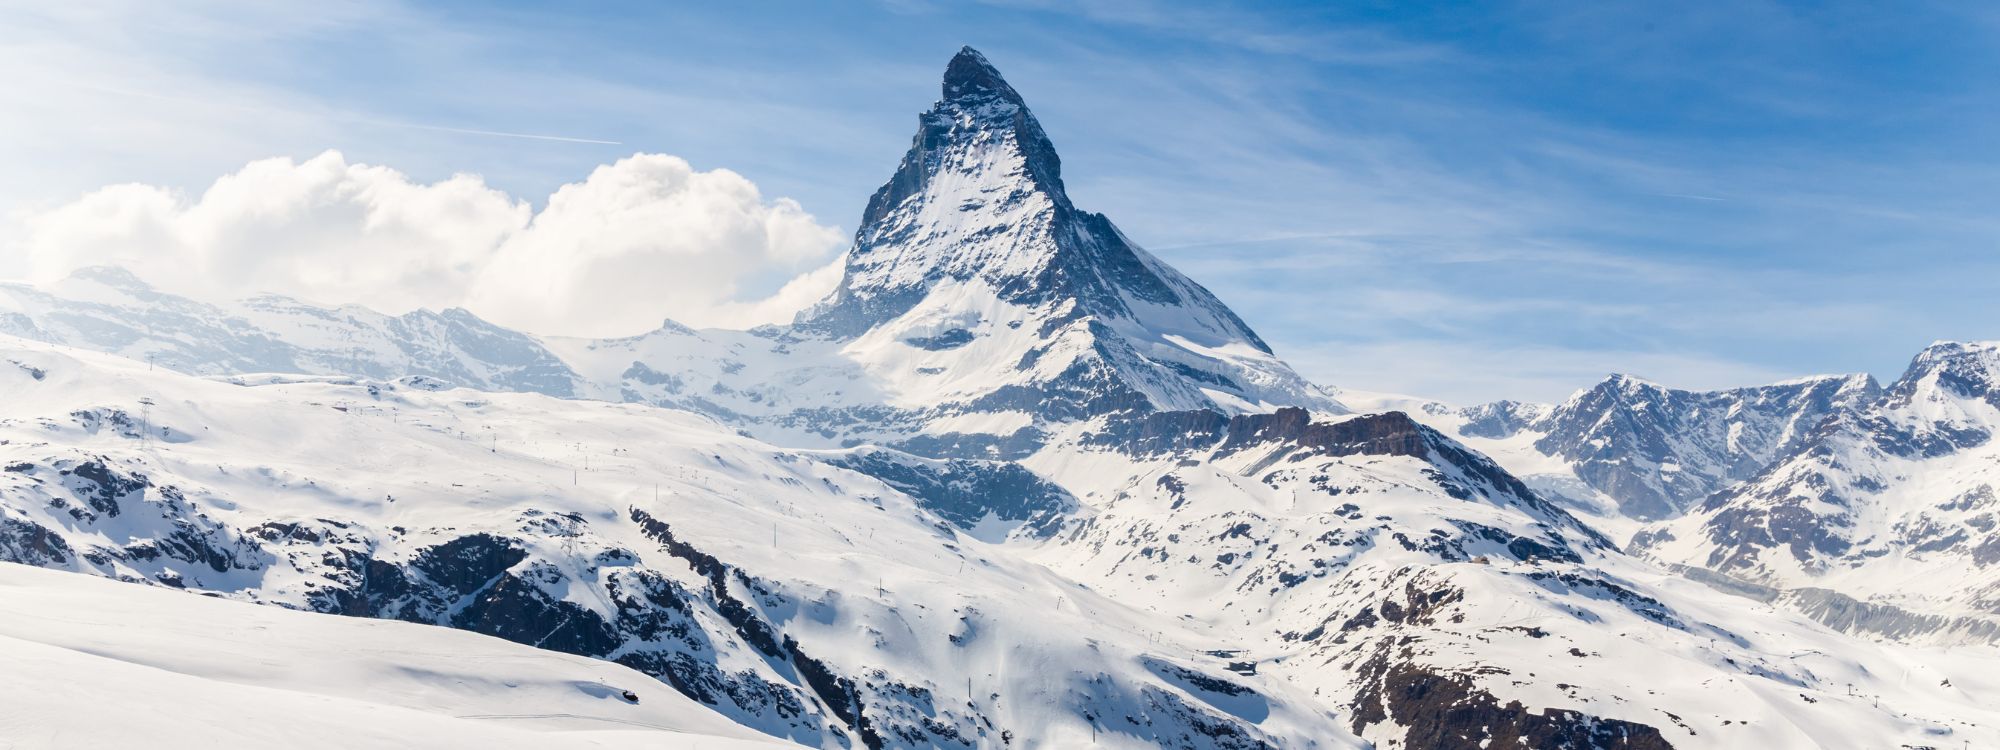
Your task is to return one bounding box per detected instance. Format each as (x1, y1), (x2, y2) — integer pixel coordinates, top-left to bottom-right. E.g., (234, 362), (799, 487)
(5, 0), (1998, 403)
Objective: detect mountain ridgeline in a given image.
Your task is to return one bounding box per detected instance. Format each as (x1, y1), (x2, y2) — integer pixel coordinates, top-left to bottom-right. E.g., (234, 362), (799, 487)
(796, 47), (1341, 425)
(3, 47), (1999, 749)
(1636, 342), (2000, 644)
(1458, 373), (1880, 520)
(2, 48), (1336, 461)
(805, 48), (1274, 354)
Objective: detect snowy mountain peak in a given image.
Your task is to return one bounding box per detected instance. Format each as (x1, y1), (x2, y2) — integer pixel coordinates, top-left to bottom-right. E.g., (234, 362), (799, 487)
(942, 46), (1024, 108)
(808, 47), (1255, 343)
(1578, 371), (1878, 410)
(794, 47), (1338, 422)
(1602, 372), (1662, 391)
(1916, 338), (2000, 363)
(813, 47), (1071, 329)
(1892, 340), (2000, 408)
(1638, 340), (2000, 645)
(5, 48), (1338, 460)
(1529, 371), (1880, 520)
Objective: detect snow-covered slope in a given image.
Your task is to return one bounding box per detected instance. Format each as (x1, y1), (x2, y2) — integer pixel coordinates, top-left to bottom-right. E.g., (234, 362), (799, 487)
(0, 49), (1337, 463)
(1010, 407), (2000, 748)
(11, 336), (1999, 748)
(0, 338), (1362, 748)
(7, 45), (2000, 750)
(0, 561), (782, 749)
(797, 49), (1338, 424)
(1638, 341), (2000, 645)
(0, 266), (579, 397)
(1344, 372), (1878, 527)
(1526, 374), (1879, 521)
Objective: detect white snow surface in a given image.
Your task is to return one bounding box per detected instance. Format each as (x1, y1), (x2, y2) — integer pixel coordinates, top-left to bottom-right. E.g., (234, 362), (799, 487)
(1639, 341), (2000, 643)
(7, 325), (2000, 747)
(0, 561), (781, 749)
(0, 337), (1361, 748)
(0, 49), (1343, 459)
(1009, 407), (2000, 748)
(4, 46), (1999, 749)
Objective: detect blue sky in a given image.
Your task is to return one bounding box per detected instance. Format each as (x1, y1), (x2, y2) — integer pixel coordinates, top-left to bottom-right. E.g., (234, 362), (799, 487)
(4, 0), (1998, 402)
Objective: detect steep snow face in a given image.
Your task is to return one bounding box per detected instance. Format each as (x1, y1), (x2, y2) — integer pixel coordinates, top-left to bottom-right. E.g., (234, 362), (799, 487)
(1638, 341), (2000, 644)
(1540, 373), (1879, 520)
(13, 45), (2000, 748)
(1404, 374), (1880, 523)
(9, 340), (1997, 748)
(796, 47), (1341, 422)
(1012, 408), (2000, 748)
(0, 338), (1361, 749)
(0, 562), (783, 749)
(1336, 376), (1876, 550)
(0, 49), (1338, 459)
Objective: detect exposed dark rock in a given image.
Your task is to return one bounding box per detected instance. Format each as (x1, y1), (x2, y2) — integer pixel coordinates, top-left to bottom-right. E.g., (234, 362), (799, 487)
(825, 449), (1072, 538)
(451, 563), (621, 657)
(1350, 641), (1673, 749)
(1458, 400), (1545, 440)
(61, 459), (146, 518)
(1698, 499), (1852, 570)
(411, 533), (528, 600)
(905, 328), (975, 351)
(632, 508), (884, 748)
(621, 361), (685, 392)
(0, 516), (74, 566)
(1532, 374), (1876, 520)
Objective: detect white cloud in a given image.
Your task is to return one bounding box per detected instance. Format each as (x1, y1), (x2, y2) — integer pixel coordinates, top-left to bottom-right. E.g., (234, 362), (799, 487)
(16, 150), (849, 335)
(468, 153), (845, 336)
(704, 253), (849, 329)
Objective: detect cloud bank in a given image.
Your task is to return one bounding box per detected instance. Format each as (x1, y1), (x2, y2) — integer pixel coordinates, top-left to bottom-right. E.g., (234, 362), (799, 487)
(14, 151), (848, 336)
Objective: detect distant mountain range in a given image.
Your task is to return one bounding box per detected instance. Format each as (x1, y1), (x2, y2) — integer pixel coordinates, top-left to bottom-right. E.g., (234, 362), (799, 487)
(3, 47), (1996, 749)
(1639, 341), (2000, 644)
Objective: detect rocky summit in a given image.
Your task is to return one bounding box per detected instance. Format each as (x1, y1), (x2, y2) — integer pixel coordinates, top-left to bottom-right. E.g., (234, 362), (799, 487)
(3, 47), (1999, 750)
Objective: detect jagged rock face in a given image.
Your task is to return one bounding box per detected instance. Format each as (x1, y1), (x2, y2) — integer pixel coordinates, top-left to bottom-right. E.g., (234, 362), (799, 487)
(1017, 408), (1959, 746)
(1457, 399), (1550, 440)
(4, 49), (1337, 457)
(11, 47), (2000, 750)
(18, 344), (1991, 750)
(0, 347), (1373, 748)
(1525, 373), (1878, 520)
(1637, 341), (2000, 644)
(821, 447), (1073, 541)
(795, 47), (1341, 422)
(807, 48), (1254, 346)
